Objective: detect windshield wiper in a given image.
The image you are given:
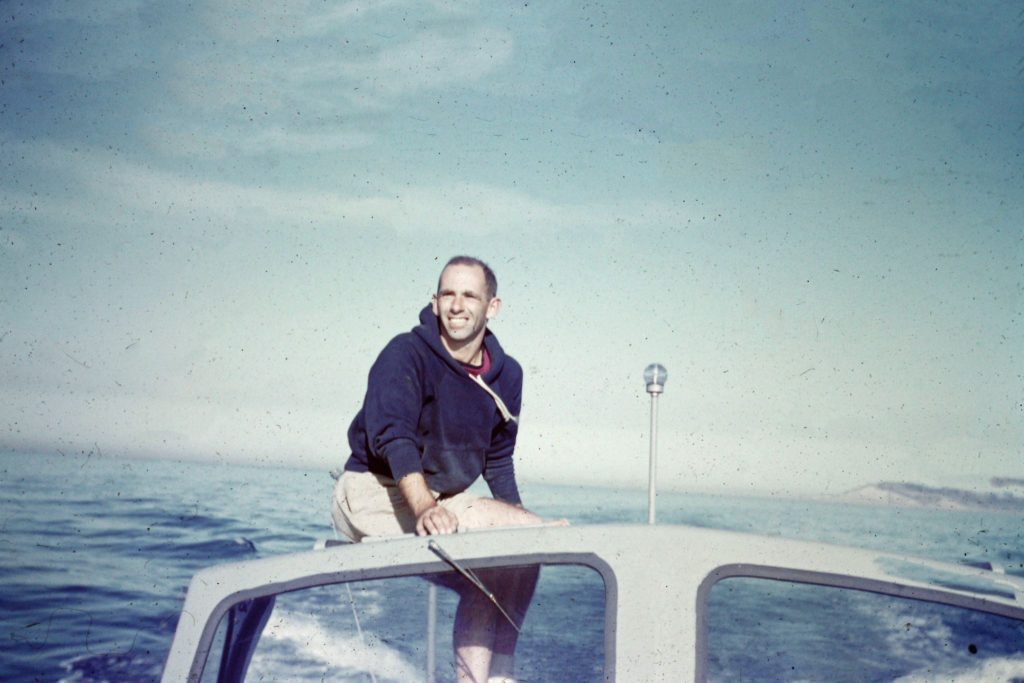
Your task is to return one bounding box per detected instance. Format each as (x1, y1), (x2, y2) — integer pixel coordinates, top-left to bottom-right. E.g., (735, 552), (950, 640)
(427, 540), (521, 632)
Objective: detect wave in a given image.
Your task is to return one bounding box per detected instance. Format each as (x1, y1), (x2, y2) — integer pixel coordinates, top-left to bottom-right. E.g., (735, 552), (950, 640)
(133, 536), (259, 562)
(248, 609), (423, 682)
(59, 651), (163, 683)
(894, 654), (1024, 682)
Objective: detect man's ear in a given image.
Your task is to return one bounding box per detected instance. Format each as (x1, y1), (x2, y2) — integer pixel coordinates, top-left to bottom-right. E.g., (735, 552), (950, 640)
(430, 293), (439, 317)
(485, 296), (502, 321)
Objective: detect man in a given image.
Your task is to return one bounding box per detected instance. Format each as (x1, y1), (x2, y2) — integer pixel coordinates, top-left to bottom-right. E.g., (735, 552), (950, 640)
(332, 255), (556, 683)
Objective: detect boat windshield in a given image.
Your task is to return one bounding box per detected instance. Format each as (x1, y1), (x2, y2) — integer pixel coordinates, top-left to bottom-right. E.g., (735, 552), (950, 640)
(197, 562), (608, 682)
(706, 577), (1024, 681)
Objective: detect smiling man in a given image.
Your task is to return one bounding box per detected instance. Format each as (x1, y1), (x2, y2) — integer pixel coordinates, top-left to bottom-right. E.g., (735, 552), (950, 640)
(332, 255), (555, 683)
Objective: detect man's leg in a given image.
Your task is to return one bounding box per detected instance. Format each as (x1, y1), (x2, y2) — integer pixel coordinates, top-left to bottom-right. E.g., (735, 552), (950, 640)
(331, 471), (418, 540)
(336, 478), (556, 680)
(451, 565), (538, 683)
(485, 565), (540, 680)
(451, 496), (545, 530)
(453, 586), (498, 683)
(443, 497), (556, 681)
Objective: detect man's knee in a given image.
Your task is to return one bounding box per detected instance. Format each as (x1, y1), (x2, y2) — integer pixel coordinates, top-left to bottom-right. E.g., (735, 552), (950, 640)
(456, 497), (543, 530)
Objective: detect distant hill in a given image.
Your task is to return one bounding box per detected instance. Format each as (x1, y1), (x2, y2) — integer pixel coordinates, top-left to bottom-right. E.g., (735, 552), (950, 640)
(838, 480), (1024, 512)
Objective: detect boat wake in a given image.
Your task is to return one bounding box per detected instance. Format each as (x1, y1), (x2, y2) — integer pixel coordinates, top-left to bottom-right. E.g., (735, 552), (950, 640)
(895, 653), (1024, 682)
(248, 609), (422, 682)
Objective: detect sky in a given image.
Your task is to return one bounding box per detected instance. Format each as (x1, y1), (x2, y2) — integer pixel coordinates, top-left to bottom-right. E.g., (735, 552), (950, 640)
(0, 1), (1020, 496)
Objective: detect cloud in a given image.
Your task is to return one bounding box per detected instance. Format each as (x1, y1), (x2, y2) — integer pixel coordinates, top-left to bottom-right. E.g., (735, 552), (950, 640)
(141, 124), (376, 158)
(161, 2), (512, 155)
(2, 0), (150, 80)
(337, 27), (514, 96)
(4, 1), (514, 160)
(197, 0), (481, 43)
(2, 136), (701, 236)
(244, 126), (376, 153)
(197, 0), (411, 43)
(16, 0), (145, 26)
(170, 25), (513, 107)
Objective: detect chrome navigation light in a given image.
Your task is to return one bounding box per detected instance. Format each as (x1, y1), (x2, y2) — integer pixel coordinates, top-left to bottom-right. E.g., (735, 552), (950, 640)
(643, 363), (667, 524)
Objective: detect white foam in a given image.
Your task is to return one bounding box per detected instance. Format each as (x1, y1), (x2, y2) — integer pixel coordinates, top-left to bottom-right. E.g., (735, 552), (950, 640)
(346, 585), (385, 617)
(247, 609), (423, 682)
(853, 596), (1024, 680)
(849, 592), (957, 662)
(894, 654), (1024, 682)
(885, 611), (955, 662)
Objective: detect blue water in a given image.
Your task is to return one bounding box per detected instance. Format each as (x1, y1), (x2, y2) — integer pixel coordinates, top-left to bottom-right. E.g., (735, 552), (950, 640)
(2, 450), (1023, 681)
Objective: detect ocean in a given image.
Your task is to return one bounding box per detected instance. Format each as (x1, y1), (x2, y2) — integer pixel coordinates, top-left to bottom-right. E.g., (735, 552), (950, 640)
(2, 449), (1023, 682)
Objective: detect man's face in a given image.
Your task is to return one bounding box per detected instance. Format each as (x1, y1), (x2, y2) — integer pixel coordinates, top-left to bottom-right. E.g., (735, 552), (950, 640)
(431, 263), (500, 352)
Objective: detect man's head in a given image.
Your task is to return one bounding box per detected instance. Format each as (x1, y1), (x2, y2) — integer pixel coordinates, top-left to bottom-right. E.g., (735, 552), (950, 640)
(436, 255), (497, 300)
(431, 256), (501, 360)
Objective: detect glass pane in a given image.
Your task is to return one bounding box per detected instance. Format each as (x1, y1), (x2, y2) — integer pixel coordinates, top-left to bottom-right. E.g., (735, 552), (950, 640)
(201, 563), (605, 682)
(706, 578), (1024, 682)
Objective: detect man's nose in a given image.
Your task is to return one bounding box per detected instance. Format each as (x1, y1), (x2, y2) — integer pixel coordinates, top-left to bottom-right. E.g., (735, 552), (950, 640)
(450, 294), (464, 311)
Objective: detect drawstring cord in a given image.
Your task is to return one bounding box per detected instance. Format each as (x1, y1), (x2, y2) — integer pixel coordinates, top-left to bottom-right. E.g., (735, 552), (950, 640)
(468, 373), (518, 424)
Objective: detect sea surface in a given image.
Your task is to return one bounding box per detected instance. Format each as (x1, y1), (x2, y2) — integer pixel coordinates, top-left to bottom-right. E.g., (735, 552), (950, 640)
(2, 449), (1023, 682)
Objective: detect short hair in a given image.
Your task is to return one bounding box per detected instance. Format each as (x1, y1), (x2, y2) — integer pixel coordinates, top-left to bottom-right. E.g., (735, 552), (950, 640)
(438, 255), (498, 300)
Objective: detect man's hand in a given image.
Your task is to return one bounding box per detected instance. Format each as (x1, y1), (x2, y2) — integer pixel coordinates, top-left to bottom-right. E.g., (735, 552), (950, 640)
(398, 472), (459, 535)
(416, 505), (459, 535)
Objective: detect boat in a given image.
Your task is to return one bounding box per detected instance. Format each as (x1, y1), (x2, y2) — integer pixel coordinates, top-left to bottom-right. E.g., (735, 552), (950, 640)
(161, 523), (1024, 681)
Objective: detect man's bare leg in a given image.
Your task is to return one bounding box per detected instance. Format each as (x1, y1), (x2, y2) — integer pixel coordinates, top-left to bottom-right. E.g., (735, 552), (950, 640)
(453, 587), (498, 682)
(487, 565), (539, 679)
(450, 499), (560, 681)
(453, 566), (538, 682)
(456, 496), (545, 530)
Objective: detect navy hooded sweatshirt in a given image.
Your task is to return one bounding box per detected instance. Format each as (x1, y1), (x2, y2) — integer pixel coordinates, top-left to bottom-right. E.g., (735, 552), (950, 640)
(343, 305), (523, 504)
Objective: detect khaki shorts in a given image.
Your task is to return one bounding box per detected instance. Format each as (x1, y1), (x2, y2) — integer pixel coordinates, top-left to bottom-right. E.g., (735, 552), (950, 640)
(331, 470), (483, 541)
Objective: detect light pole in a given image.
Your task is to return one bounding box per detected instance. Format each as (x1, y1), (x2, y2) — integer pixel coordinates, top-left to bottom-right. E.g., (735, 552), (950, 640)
(644, 363), (667, 525)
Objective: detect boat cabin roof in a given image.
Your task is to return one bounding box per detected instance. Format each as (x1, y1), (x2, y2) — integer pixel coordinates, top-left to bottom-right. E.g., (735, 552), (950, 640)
(162, 523), (1024, 682)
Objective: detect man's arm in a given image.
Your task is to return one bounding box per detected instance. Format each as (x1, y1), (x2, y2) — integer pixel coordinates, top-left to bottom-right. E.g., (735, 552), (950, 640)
(397, 472), (459, 535)
(483, 432), (521, 504)
(360, 338), (430, 482)
(482, 363), (523, 504)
